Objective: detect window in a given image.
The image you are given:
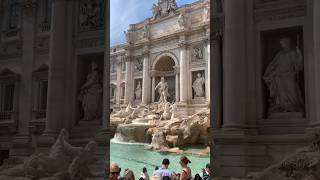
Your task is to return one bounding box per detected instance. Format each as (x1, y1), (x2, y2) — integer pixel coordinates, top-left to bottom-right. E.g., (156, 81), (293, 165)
(8, 0), (19, 29)
(38, 80), (48, 110)
(0, 83), (15, 112)
(111, 63), (116, 73)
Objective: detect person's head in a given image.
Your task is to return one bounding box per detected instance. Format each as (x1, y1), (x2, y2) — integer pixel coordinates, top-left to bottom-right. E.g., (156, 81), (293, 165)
(162, 176), (171, 180)
(161, 77), (165, 82)
(280, 38), (291, 50)
(194, 174), (202, 180)
(124, 169), (135, 180)
(110, 163), (121, 180)
(162, 158), (170, 168)
(197, 73), (201, 77)
(155, 166), (159, 170)
(179, 156), (191, 167)
(206, 163), (210, 169)
(142, 167), (147, 173)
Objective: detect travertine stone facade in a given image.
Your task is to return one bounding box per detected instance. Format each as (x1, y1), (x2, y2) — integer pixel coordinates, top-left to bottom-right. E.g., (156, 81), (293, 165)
(110, 0), (210, 112)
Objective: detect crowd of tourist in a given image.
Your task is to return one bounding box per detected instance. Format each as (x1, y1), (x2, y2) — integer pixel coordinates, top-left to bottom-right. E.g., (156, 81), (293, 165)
(110, 156), (211, 180)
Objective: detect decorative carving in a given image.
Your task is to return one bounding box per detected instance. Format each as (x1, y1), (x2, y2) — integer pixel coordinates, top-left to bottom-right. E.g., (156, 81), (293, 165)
(192, 72), (205, 98)
(124, 30), (133, 44)
(78, 62), (103, 121)
(0, 129), (98, 179)
(79, 0), (104, 31)
(263, 37), (304, 115)
(254, 1), (307, 24)
(134, 57), (143, 72)
(74, 37), (105, 49)
(203, 1), (210, 22)
(22, 0), (37, 15)
(152, 0), (178, 20)
(142, 24), (150, 39)
(192, 45), (204, 61)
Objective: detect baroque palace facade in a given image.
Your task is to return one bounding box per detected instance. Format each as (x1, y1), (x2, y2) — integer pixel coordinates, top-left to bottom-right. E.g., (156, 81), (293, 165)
(110, 0), (210, 112)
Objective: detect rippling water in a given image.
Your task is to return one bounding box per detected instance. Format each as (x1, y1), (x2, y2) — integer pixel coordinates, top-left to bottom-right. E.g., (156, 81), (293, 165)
(110, 141), (210, 178)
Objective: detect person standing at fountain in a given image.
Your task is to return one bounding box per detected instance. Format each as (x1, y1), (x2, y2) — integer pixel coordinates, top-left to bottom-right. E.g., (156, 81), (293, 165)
(110, 163), (122, 180)
(155, 77), (170, 104)
(153, 158), (172, 178)
(140, 167), (150, 180)
(124, 168), (135, 180)
(173, 156), (192, 180)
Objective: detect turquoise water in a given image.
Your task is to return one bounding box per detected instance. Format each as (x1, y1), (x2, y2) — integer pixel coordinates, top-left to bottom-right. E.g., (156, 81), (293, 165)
(110, 142), (210, 178)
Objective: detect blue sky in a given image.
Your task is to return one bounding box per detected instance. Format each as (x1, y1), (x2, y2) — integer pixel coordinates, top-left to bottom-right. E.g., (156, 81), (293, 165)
(110, 0), (198, 47)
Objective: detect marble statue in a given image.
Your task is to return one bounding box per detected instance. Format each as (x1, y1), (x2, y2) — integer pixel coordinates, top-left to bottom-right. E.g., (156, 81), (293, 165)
(0, 129), (98, 179)
(193, 73), (205, 97)
(203, 1), (210, 22)
(263, 37), (304, 115)
(79, 0), (104, 30)
(152, 3), (162, 19)
(135, 81), (142, 100)
(178, 12), (186, 28)
(78, 62), (102, 121)
(167, 0), (178, 14)
(155, 77), (170, 104)
(192, 46), (203, 60)
(160, 102), (172, 120)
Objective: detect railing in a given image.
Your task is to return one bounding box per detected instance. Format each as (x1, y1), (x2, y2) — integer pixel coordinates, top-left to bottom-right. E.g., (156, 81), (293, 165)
(0, 111), (12, 120)
(32, 109), (47, 120)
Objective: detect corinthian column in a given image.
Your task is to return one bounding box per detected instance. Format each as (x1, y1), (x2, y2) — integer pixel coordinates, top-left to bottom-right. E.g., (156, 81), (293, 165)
(179, 39), (188, 103)
(44, 0), (68, 137)
(222, 0), (247, 129)
(142, 47), (151, 105)
(124, 55), (133, 104)
(13, 0), (37, 145)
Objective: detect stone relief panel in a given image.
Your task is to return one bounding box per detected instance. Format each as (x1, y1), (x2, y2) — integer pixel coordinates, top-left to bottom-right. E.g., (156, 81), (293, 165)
(134, 57), (143, 72)
(191, 44), (204, 62)
(78, 0), (105, 32)
(192, 70), (205, 99)
(261, 26), (305, 118)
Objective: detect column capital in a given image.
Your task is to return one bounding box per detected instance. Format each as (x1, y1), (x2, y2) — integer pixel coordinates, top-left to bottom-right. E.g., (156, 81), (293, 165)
(178, 41), (188, 48)
(142, 46), (150, 57)
(22, 0), (37, 16)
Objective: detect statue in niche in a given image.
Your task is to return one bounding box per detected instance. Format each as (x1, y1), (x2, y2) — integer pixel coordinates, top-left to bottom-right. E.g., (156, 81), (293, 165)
(192, 46), (204, 60)
(155, 77), (170, 104)
(193, 73), (205, 98)
(78, 62), (102, 121)
(263, 37), (304, 115)
(135, 81), (142, 100)
(79, 0), (104, 31)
